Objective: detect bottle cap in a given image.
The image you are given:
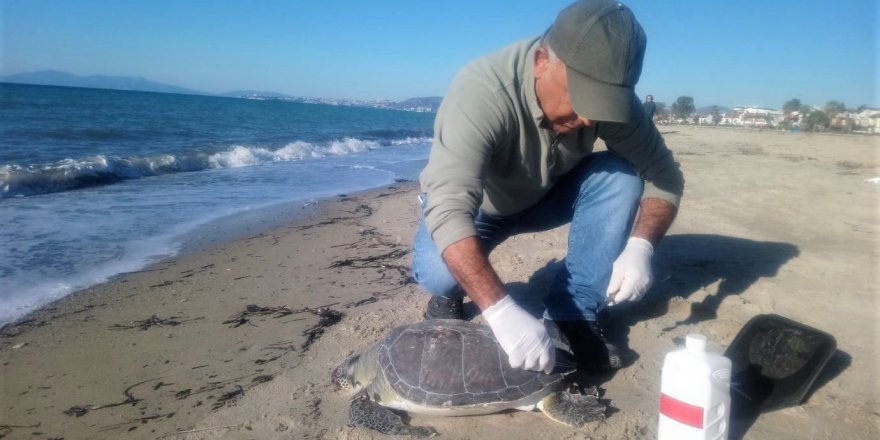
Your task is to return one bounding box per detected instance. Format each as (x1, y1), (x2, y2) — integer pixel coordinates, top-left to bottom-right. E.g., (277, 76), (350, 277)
(685, 333), (708, 351)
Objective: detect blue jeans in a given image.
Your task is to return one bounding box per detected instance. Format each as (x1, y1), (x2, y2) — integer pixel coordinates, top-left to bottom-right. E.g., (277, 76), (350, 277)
(411, 152), (643, 321)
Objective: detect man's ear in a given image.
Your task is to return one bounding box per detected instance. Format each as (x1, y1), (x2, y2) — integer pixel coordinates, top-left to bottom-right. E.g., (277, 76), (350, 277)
(534, 46), (550, 78)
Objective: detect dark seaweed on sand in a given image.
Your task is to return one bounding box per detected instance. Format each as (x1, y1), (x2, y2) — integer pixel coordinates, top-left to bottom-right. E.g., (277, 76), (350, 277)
(301, 307), (344, 352)
(222, 304), (295, 328)
(109, 315), (182, 331)
(211, 385), (244, 410)
(222, 304), (344, 353)
(62, 378), (156, 417)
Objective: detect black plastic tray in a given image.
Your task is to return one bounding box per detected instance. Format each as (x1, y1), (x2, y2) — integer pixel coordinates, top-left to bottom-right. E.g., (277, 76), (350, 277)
(724, 314), (837, 416)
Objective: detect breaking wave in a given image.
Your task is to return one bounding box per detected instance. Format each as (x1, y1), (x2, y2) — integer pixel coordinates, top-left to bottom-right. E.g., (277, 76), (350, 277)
(0, 136), (431, 198)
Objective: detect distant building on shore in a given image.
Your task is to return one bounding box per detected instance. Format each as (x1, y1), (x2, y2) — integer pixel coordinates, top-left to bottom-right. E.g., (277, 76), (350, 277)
(850, 109), (880, 133)
(667, 102), (880, 134)
(726, 106), (785, 128)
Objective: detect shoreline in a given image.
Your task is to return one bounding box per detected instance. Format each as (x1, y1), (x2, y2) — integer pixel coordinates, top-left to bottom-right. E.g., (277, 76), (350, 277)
(0, 180), (426, 439)
(1, 126), (877, 439)
(0, 177), (418, 329)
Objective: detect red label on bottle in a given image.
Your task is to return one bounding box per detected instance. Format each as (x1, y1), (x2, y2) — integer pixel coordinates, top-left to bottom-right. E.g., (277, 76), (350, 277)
(660, 393), (704, 428)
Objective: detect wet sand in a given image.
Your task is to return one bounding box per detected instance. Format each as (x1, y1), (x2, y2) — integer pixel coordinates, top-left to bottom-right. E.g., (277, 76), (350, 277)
(1, 126), (877, 439)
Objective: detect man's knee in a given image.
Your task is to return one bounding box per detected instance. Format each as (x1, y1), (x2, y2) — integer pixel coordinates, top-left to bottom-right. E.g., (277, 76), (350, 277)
(581, 153), (644, 200)
(611, 167), (644, 201)
(593, 152), (639, 177)
(412, 253), (461, 298)
(412, 224), (462, 298)
(413, 266), (460, 298)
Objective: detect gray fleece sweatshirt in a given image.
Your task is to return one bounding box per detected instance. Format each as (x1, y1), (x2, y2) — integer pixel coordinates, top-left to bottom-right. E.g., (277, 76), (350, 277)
(420, 37), (684, 252)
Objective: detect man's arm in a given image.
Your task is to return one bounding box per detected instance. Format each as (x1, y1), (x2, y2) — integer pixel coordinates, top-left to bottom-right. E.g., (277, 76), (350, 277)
(606, 197), (677, 306)
(597, 94), (684, 210)
(418, 48), (557, 372)
(598, 98), (683, 306)
(441, 236), (506, 310)
(632, 197), (677, 246)
(442, 236), (555, 373)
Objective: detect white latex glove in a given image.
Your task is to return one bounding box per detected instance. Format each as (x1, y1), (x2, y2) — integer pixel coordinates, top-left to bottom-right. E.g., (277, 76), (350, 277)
(606, 237), (654, 306)
(483, 295), (555, 374)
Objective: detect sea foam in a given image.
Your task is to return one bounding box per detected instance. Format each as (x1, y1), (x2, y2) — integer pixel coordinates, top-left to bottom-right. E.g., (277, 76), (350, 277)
(0, 136), (431, 198)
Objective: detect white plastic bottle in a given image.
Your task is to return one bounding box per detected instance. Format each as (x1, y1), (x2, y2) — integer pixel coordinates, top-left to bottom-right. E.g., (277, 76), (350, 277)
(658, 333), (732, 440)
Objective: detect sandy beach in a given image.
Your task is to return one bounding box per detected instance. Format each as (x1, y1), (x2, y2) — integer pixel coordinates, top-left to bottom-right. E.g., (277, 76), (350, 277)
(1, 126), (878, 439)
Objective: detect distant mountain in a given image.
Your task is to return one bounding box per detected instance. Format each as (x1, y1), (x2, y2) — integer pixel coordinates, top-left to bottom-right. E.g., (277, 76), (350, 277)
(2, 70), (200, 95)
(3, 70), (441, 112)
(226, 92), (443, 113)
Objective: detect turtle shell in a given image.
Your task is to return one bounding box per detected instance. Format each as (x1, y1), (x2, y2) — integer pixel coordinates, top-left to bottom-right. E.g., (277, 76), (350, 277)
(376, 320), (565, 408)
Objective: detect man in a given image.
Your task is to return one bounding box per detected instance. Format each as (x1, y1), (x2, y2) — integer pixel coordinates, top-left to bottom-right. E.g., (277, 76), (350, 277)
(644, 94), (656, 121)
(412, 0), (683, 374)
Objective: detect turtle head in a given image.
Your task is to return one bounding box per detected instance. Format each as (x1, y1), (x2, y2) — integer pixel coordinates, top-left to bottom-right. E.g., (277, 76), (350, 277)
(331, 354), (367, 393)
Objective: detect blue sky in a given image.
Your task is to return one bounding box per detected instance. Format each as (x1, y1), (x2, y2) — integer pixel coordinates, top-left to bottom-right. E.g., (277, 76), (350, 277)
(1, 0), (876, 108)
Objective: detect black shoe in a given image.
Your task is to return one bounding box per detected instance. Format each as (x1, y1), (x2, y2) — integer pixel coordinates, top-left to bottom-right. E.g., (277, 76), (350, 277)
(424, 296), (464, 320)
(554, 319), (624, 370)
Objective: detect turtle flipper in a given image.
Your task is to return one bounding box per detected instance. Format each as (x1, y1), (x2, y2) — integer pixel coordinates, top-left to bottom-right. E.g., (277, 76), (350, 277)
(348, 392), (436, 438)
(538, 390), (606, 427)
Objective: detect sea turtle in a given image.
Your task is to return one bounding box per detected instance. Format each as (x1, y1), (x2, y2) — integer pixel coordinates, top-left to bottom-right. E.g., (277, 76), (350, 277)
(332, 319), (606, 437)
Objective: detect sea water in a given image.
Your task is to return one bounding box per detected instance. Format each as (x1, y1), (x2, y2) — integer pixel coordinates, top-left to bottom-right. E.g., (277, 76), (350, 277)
(0, 83), (435, 325)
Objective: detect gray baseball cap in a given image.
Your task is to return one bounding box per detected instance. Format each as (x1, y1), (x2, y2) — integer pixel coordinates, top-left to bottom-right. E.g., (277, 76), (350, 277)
(545, 0), (646, 123)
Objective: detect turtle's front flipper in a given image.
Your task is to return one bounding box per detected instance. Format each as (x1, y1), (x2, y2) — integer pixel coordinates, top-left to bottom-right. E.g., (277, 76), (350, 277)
(538, 390), (606, 428)
(348, 392), (436, 438)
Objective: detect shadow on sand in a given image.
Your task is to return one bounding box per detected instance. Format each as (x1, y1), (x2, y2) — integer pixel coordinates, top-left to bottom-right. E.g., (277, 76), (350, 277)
(507, 233), (801, 326)
(500, 233), (846, 438)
